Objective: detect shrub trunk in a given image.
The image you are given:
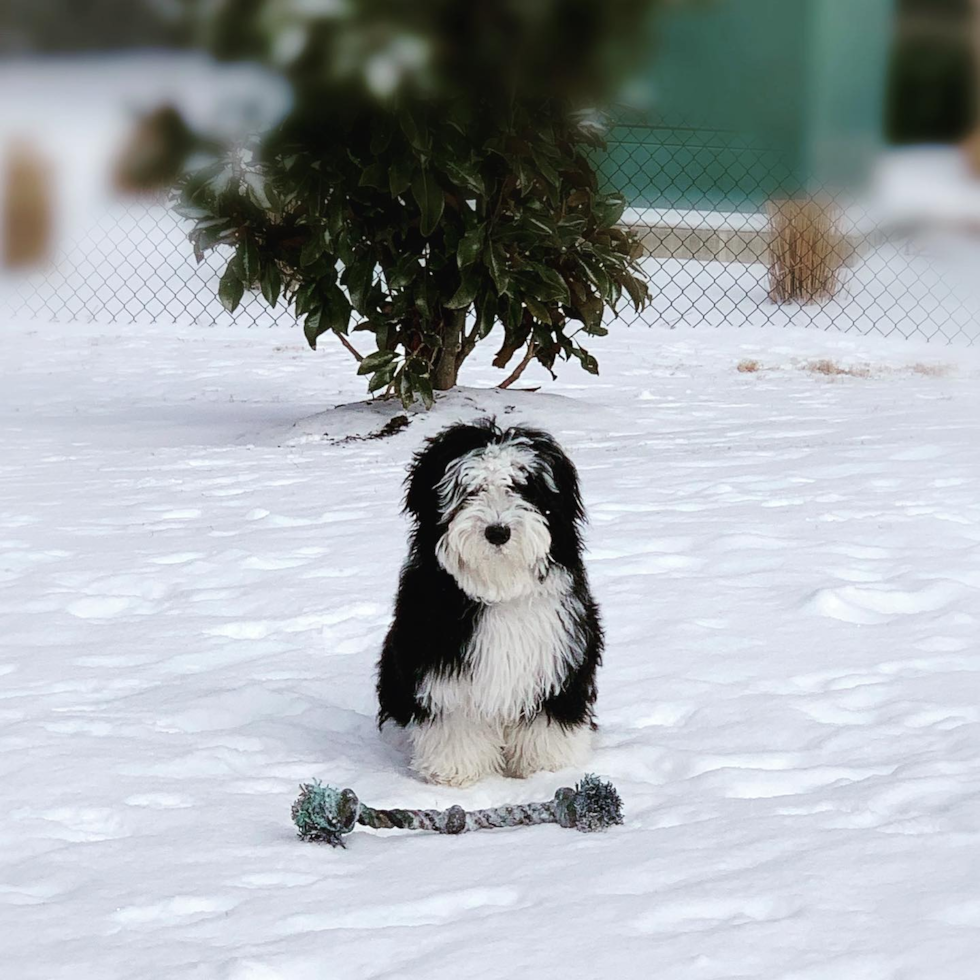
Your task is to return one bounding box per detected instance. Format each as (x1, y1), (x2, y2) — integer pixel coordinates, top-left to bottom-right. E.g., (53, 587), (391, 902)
(432, 309), (465, 391)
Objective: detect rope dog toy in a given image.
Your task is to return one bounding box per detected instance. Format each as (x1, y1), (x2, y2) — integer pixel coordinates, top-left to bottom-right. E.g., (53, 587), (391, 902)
(291, 774), (623, 847)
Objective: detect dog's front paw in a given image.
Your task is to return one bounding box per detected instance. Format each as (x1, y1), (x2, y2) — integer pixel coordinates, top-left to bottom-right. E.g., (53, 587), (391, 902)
(420, 767), (483, 788)
(505, 717), (592, 778)
(410, 715), (504, 786)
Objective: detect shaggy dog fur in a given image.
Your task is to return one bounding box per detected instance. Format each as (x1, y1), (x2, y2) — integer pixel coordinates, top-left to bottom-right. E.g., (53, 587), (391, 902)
(377, 419), (602, 786)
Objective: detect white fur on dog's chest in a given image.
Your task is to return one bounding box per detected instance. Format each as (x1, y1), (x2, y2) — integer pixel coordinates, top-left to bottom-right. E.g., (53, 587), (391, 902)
(420, 569), (583, 723)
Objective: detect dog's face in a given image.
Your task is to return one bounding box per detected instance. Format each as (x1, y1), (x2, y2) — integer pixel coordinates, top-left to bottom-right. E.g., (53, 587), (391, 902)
(405, 420), (584, 603)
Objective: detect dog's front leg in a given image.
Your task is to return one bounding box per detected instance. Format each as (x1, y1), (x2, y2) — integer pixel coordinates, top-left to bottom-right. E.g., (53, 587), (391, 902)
(504, 715), (592, 778)
(410, 712), (505, 787)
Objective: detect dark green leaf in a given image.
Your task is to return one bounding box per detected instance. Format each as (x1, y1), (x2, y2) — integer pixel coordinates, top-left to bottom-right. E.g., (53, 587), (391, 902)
(323, 285), (352, 335)
(241, 236), (259, 283)
(397, 369), (415, 409)
(359, 162), (387, 191)
(301, 235), (323, 268)
(370, 123), (392, 155)
(593, 194), (626, 229)
(260, 263), (281, 307)
(622, 272), (649, 311)
(439, 158), (484, 196)
(387, 253), (420, 290)
(367, 360), (398, 392)
(558, 214), (587, 240)
(388, 158), (413, 197)
(414, 273), (432, 318)
(344, 257), (376, 313)
(191, 217), (229, 232)
(192, 222), (234, 259)
(445, 268), (480, 309)
(578, 350), (599, 374)
(475, 293), (497, 338)
(304, 310), (326, 349)
(209, 165), (234, 195)
(294, 281), (316, 316)
(536, 346), (558, 377)
(528, 264), (571, 304)
(578, 257), (611, 301)
(485, 246), (510, 295)
(173, 203), (211, 220)
(244, 172), (271, 209)
(500, 295), (523, 331)
(415, 373), (434, 409)
(325, 198), (344, 241)
(357, 349), (398, 376)
(399, 109), (429, 152)
(525, 297), (553, 323)
(578, 294), (604, 333)
(457, 225), (485, 268)
(531, 147), (560, 187)
(412, 169), (444, 237)
(219, 262), (244, 313)
(522, 212), (558, 240)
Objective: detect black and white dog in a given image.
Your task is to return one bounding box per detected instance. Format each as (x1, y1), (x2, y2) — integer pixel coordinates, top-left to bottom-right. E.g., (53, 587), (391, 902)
(377, 419), (602, 786)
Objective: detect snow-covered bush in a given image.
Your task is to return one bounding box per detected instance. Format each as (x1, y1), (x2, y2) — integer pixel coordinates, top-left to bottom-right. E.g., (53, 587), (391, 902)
(179, 0), (654, 406)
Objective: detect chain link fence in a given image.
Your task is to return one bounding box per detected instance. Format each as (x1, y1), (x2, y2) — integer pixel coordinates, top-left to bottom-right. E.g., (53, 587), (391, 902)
(5, 130), (980, 345)
(598, 121), (980, 345)
(5, 194), (294, 330)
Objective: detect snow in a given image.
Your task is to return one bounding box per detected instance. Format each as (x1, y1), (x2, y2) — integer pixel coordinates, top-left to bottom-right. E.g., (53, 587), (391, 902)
(2, 309), (980, 980)
(870, 147), (980, 230)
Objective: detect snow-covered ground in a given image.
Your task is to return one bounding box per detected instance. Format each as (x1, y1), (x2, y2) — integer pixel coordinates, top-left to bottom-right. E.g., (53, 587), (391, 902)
(2, 312), (979, 979)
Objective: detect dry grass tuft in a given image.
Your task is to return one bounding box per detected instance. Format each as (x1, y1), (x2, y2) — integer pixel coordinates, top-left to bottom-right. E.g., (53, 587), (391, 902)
(910, 362), (950, 378)
(3, 140), (53, 270)
(113, 105), (194, 195)
(767, 198), (846, 304)
(806, 359), (870, 378)
(741, 359), (952, 382)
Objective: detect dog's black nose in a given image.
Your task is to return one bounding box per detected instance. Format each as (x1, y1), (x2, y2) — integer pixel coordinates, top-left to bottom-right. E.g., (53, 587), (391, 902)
(484, 523), (511, 546)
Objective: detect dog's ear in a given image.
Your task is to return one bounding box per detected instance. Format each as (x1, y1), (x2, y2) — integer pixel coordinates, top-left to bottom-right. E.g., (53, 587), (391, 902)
(511, 426), (584, 525)
(510, 426), (585, 569)
(405, 420), (499, 522)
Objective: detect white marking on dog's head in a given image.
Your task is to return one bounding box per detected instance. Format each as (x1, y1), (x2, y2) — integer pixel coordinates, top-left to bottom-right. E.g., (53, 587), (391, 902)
(434, 437), (553, 603)
(436, 439), (545, 515)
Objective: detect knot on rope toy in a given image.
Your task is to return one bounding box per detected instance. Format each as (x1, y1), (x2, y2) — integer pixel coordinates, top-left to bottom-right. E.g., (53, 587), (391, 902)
(553, 773), (624, 832)
(291, 782), (361, 847)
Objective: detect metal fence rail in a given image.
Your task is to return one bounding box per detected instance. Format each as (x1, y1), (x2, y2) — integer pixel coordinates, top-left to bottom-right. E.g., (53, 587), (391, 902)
(5, 139), (979, 346)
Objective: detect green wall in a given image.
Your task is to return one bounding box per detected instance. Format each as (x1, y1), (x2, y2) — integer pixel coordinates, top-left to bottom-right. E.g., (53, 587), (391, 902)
(600, 0), (894, 212)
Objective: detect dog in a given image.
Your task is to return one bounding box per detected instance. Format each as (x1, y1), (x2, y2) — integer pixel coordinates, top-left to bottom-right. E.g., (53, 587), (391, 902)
(377, 419), (602, 786)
